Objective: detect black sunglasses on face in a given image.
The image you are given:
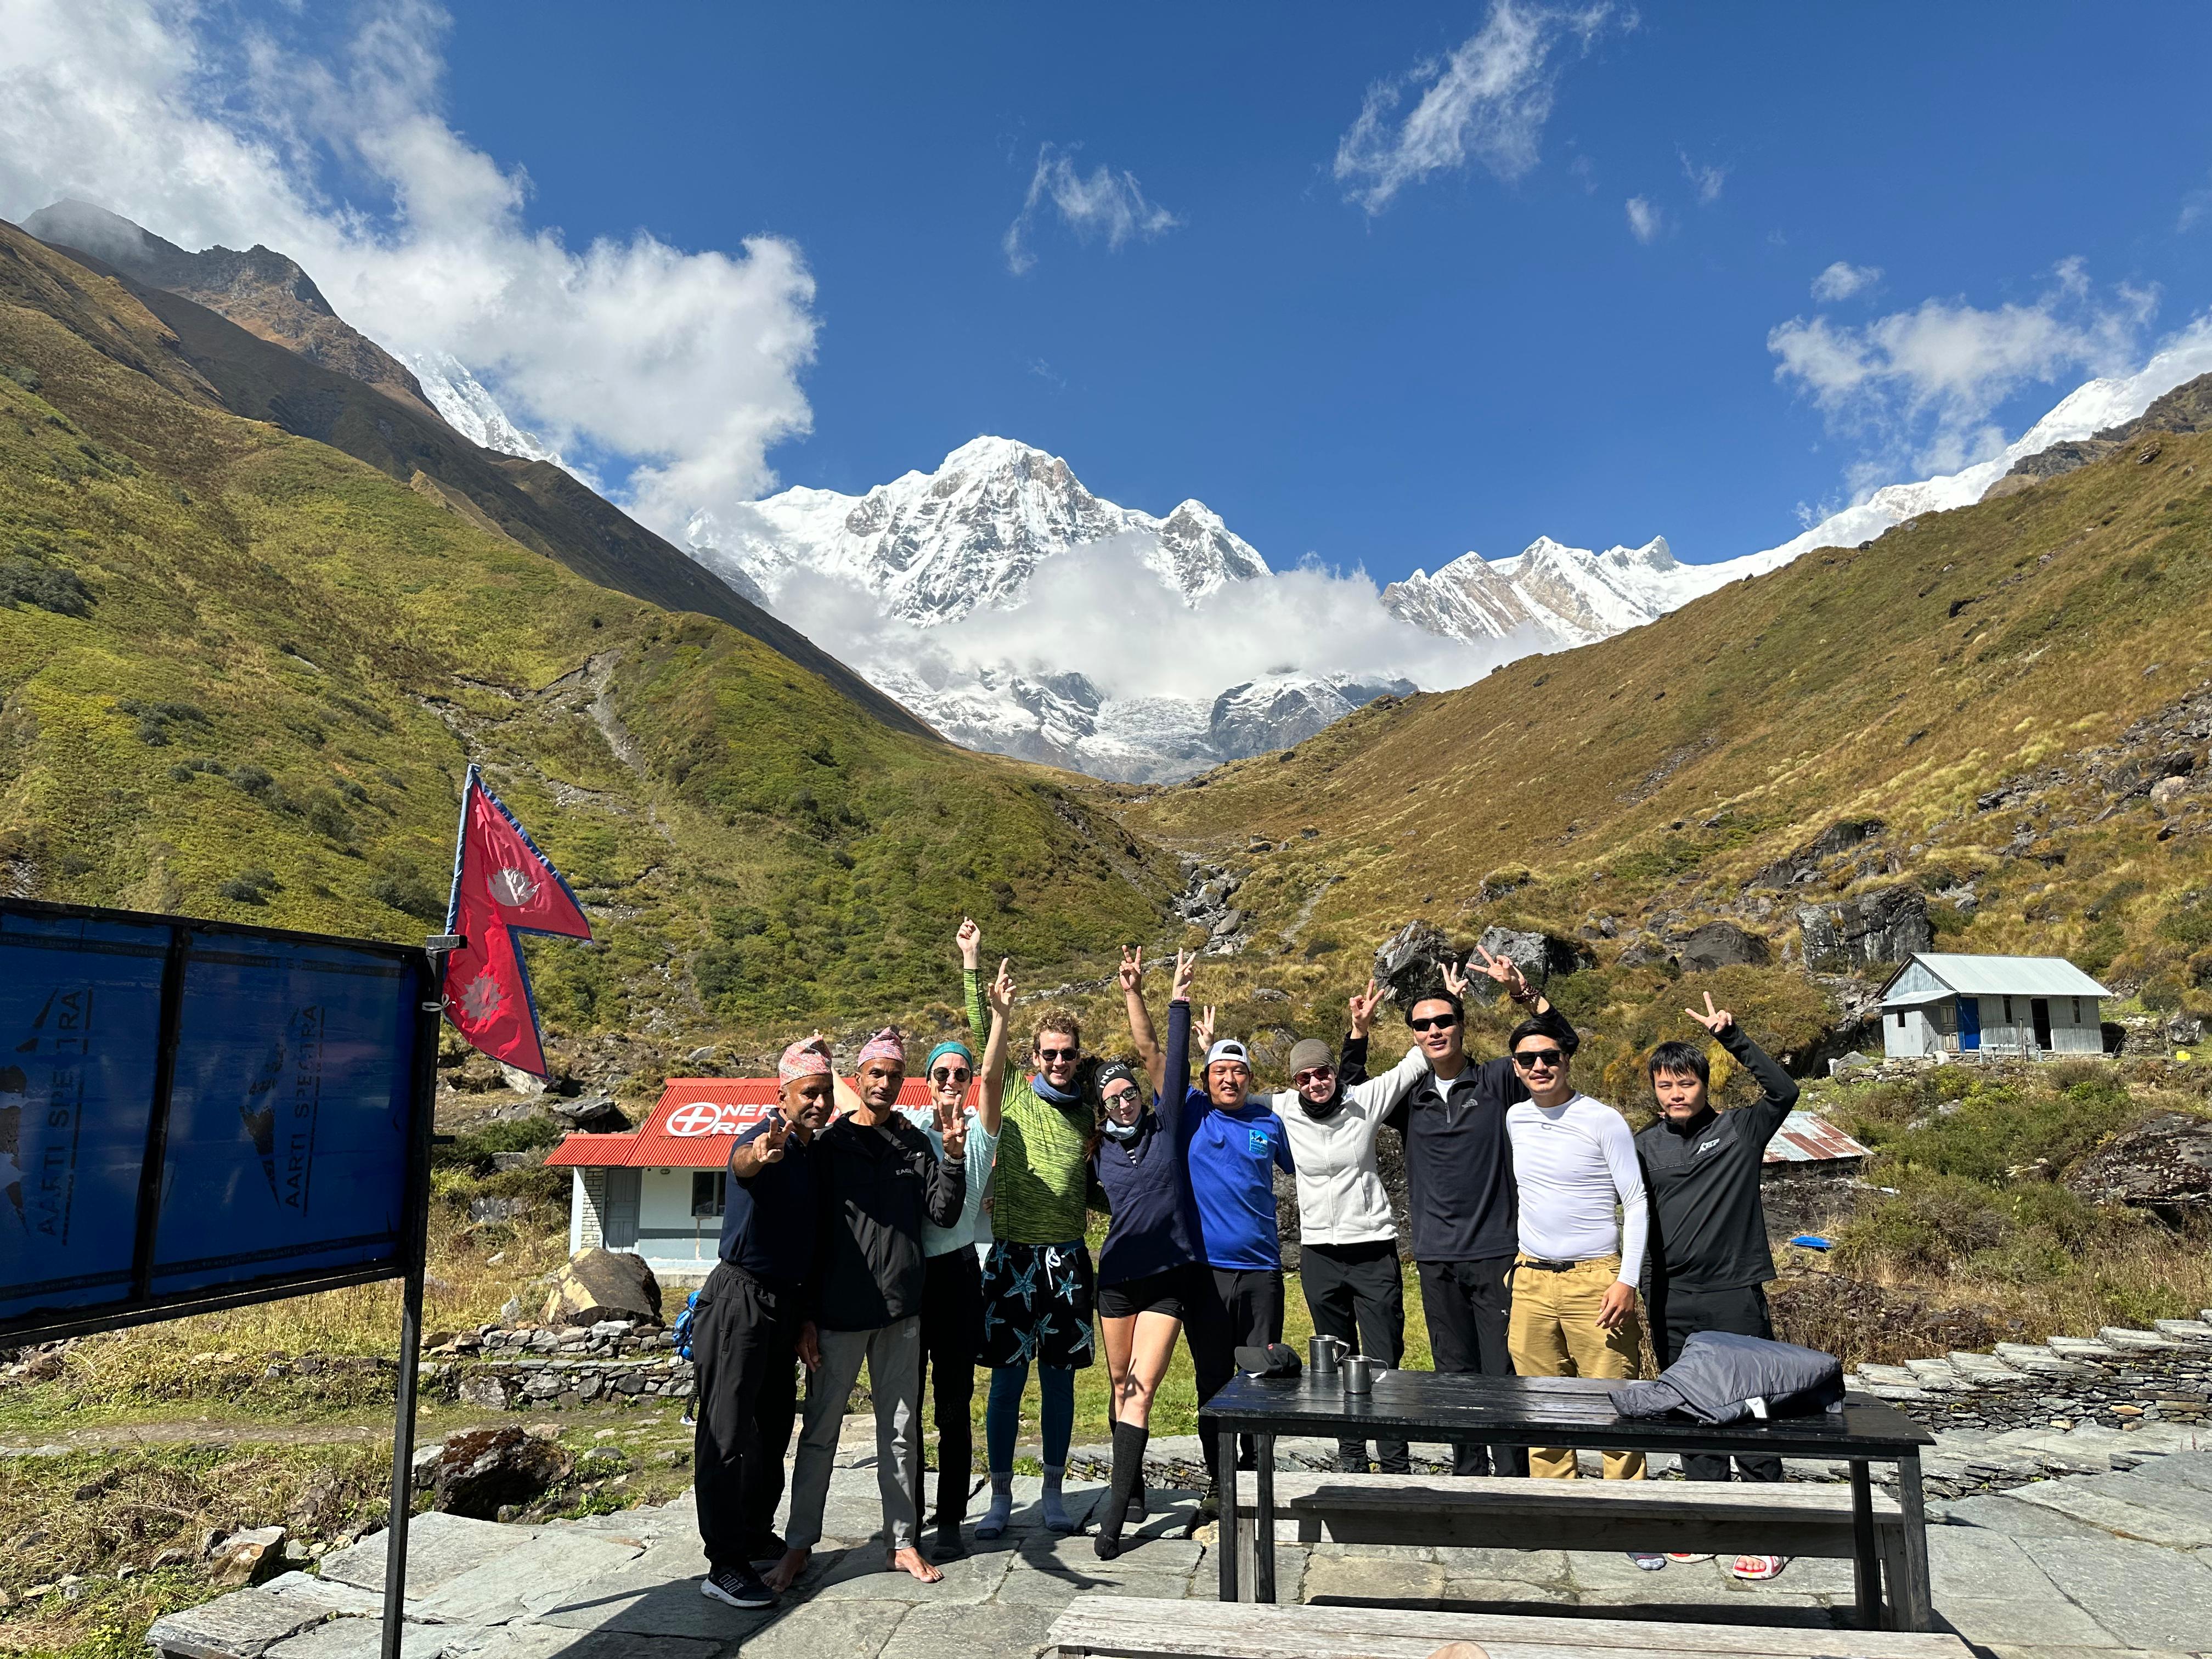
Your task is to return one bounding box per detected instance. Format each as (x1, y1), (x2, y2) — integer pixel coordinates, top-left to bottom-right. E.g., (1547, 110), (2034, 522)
(1513, 1048), (1566, 1069)
(1037, 1046), (1077, 1062)
(930, 1066), (971, 1084)
(1293, 1068), (1334, 1086)
(1102, 1087), (1141, 1109)
(1409, 1015), (1459, 1032)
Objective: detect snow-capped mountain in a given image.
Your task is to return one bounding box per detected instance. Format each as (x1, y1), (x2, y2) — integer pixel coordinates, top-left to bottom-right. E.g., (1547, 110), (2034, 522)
(403, 350), (566, 467)
(1381, 535), (1785, 648)
(693, 436), (1267, 624)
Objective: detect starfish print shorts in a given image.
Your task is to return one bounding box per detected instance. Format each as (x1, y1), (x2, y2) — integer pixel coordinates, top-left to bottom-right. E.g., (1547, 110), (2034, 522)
(977, 1238), (1095, 1369)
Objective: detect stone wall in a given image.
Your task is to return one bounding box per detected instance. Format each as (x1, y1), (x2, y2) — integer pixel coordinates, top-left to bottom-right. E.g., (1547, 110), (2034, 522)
(1843, 1317), (2212, 1438)
(423, 1319), (695, 1412)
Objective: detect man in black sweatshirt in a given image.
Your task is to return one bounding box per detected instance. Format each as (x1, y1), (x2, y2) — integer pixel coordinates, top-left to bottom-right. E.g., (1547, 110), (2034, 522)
(769, 1028), (967, 1592)
(1634, 992), (1799, 1505)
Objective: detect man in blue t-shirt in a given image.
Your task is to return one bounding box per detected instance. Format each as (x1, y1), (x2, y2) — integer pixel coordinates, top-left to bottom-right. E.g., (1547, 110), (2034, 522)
(1182, 1028), (1294, 1489)
(690, 1038), (834, 1612)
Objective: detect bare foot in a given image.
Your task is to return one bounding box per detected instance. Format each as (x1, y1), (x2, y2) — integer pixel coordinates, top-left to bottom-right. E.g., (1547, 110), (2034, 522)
(763, 1546), (810, 1593)
(889, 1545), (943, 1583)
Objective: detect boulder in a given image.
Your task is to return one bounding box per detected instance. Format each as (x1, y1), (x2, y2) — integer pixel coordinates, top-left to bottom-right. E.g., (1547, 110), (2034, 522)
(207, 1524), (287, 1587)
(1796, 885), (1933, 973)
(542, 1247), (660, 1326)
(1373, 921), (1454, 1007)
(1670, 920), (1770, 972)
(546, 1093), (628, 1133)
(1471, 926), (1593, 991)
(469, 1196), (531, 1224)
(2067, 1111), (2212, 1220)
(432, 1426), (573, 1519)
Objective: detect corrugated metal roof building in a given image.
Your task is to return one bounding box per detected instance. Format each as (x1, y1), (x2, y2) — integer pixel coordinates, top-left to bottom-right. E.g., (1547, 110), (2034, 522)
(1877, 953), (2113, 1060)
(549, 1075), (937, 1276)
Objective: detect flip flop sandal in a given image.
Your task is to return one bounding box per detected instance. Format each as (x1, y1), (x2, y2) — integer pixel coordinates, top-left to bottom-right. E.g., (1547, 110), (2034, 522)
(1664, 1553), (1714, 1562)
(1730, 1554), (1787, 1581)
(1628, 1552), (1668, 1571)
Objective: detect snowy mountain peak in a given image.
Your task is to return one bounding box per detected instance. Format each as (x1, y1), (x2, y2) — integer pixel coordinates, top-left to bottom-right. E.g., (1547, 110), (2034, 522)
(403, 350), (565, 467)
(1384, 532), (1740, 648)
(691, 435), (1268, 625)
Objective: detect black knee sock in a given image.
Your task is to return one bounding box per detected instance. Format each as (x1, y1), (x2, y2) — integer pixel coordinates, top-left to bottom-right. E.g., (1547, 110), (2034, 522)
(1095, 1419), (1148, 1558)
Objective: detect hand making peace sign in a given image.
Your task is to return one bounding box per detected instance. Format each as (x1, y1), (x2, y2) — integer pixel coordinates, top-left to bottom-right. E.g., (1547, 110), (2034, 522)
(1684, 991), (1735, 1034)
(1471, 942), (1532, 1002)
(756, 1113), (792, 1164)
(1347, 977), (1383, 1038)
(1170, 948), (1197, 1003)
(1118, 944), (1145, 993)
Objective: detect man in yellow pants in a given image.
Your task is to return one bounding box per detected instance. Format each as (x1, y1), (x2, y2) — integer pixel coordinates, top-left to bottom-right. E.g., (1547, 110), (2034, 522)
(1500, 1013), (1651, 1496)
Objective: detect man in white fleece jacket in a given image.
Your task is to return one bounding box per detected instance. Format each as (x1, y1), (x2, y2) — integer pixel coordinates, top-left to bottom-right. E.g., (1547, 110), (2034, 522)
(1263, 979), (1426, 1474)
(1501, 1010), (1650, 1481)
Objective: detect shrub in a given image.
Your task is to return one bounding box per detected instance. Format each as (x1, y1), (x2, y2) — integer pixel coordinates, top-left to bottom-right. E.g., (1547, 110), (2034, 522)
(369, 867), (444, 920)
(230, 764), (274, 795)
(215, 877), (266, 904)
(0, 554), (93, 617)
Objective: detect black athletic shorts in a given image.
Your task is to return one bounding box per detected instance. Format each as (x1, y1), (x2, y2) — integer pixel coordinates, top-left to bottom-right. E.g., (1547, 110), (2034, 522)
(1096, 1263), (1197, 1322)
(978, 1239), (1096, 1369)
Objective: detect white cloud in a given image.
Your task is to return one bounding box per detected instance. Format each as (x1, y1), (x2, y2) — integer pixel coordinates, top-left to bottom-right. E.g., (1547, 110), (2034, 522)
(1810, 261), (1882, 302)
(1003, 144), (1179, 276)
(1769, 261), (2160, 480)
(1678, 150), (1726, 204)
(0, 0), (817, 538)
(770, 535), (1513, 710)
(1624, 195), (1662, 243)
(1332, 0), (1618, 213)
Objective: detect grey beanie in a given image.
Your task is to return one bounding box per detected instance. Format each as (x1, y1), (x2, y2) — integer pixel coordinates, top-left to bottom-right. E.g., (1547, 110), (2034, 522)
(1288, 1037), (1334, 1075)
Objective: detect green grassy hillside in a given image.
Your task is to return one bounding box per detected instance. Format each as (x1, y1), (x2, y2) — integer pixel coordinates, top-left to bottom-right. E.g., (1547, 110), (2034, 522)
(0, 222), (1173, 1061)
(1111, 410), (2212, 1094)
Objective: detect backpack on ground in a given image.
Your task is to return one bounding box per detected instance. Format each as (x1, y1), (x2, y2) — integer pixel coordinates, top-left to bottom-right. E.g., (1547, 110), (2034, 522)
(673, 1287), (702, 1361)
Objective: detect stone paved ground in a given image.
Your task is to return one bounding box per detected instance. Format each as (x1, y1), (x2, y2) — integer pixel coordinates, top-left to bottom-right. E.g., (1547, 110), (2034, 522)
(153, 1441), (2212, 1659)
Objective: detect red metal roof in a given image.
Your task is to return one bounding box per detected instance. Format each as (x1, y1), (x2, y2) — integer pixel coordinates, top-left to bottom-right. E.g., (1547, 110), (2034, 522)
(1763, 1110), (1871, 1165)
(545, 1075), (936, 1170)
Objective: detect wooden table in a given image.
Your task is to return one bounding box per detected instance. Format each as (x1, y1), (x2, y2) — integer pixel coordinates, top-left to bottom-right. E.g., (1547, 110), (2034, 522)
(1199, 1370), (1937, 1629)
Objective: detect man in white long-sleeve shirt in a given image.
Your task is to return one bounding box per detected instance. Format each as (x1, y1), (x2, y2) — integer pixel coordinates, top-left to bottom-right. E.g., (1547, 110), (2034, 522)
(1502, 1011), (1649, 1481)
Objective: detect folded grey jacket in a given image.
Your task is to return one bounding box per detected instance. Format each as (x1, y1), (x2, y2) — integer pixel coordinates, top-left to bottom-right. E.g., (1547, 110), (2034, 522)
(1610, 1329), (1844, 1424)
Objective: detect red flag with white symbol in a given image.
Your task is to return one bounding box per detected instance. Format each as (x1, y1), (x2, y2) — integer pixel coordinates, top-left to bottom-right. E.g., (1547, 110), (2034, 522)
(440, 765), (592, 1075)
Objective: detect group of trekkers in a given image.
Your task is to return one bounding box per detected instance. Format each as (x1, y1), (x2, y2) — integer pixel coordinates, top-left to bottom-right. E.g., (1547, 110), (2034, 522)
(685, 918), (1804, 1611)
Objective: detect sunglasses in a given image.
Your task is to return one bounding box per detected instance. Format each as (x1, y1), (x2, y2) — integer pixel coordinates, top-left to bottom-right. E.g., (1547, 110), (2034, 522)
(1037, 1046), (1078, 1063)
(1293, 1068), (1335, 1087)
(1102, 1086), (1142, 1109)
(930, 1065), (972, 1085)
(1409, 1015), (1460, 1032)
(1512, 1048), (1566, 1070)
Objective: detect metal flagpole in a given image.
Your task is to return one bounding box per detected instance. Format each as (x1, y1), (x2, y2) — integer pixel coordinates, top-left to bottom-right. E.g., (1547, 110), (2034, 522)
(381, 945), (448, 1659)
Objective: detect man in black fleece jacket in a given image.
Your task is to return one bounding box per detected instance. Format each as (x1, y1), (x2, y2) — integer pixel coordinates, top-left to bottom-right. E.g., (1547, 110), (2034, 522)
(1634, 992), (1800, 1491)
(770, 1028), (966, 1590)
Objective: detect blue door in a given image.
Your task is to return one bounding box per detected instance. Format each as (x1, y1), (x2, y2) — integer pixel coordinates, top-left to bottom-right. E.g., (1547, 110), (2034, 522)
(1957, 997), (1980, 1051)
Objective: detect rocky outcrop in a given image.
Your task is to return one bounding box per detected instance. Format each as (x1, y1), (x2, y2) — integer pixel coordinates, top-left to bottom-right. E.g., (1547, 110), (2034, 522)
(1752, 818), (1885, 889)
(1796, 885), (1932, 973)
(431, 1427), (573, 1520)
(2068, 1112), (2212, 1220)
(545, 1093), (628, 1133)
(1372, 921), (1454, 1007)
(1990, 370), (2212, 492)
(541, 1248), (660, 1327)
(1669, 919), (1770, 971)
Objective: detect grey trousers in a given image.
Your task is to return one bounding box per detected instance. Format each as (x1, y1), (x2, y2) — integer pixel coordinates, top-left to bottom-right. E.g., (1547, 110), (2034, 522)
(783, 1316), (923, 1550)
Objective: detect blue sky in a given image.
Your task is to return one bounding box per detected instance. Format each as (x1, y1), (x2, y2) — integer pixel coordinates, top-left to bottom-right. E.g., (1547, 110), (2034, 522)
(6, 2), (2212, 583)
(423, 2), (2212, 578)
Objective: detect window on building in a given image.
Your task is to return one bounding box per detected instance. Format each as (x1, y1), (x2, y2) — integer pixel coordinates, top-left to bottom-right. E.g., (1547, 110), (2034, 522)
(2002, 995), (2015, 1024)
(1896, 1011), (1906, 1027)
(691, 1171), (725, 1218)
(2072, 997), (2083, 1023)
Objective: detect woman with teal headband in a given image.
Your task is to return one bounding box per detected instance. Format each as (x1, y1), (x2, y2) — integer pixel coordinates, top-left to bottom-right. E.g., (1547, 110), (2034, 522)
(895, 918), (999, 1559)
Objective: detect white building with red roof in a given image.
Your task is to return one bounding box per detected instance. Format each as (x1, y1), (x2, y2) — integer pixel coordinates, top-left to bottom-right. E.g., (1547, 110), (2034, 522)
(546, 1075), (933, 1279)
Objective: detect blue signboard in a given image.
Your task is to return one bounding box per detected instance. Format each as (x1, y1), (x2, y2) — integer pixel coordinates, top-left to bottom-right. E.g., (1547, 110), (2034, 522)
(0, 900), (433, 1343)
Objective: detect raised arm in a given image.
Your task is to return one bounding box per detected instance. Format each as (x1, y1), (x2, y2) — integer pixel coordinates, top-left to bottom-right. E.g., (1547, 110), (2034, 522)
(727, 1113), (792, 1178)
(1687, 993), (1799, 1140)
(1159, 955), (1194, 1135)
(977, 958), (1014, 1136)
(1337, 978), (1380, 1088)
(1119, 946), (1165, 1097)
(1453, 949), (1552, 1017)
(958, 917), (986, 1042)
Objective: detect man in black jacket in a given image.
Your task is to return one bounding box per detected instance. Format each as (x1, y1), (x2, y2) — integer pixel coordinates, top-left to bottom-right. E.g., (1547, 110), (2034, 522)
(1377, 951), (1549, 1478)
(1634, 993), (1801, 1577)
(693, 1036), (836, 1611)
(768, 1029), (967, 1590)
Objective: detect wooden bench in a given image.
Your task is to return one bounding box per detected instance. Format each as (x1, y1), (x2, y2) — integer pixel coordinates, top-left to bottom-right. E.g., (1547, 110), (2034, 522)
(1231, 1475), (1909, 1623)
(1048, 1596), (1974, 1659)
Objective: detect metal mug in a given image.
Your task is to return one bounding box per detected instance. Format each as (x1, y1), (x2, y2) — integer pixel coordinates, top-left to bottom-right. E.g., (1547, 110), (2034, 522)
(1308, 1334), (1347, 1375)
(1341, 1355), (1387, 1395)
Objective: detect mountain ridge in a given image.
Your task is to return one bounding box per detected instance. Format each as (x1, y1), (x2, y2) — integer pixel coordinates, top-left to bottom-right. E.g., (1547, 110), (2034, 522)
(13, 210), (936, 743)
